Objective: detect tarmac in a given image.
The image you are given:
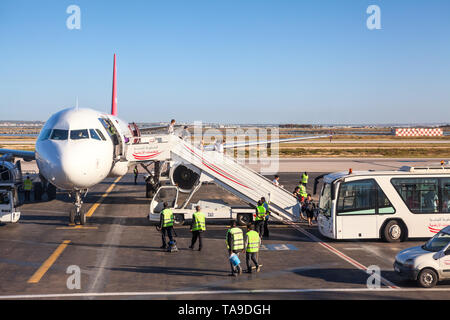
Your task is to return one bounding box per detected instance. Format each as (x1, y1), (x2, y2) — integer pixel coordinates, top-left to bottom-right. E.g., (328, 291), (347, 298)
(0, 158), (450, 300)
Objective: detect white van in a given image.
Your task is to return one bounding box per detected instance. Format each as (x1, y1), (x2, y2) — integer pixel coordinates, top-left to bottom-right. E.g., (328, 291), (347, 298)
(394, 226), (450, 288)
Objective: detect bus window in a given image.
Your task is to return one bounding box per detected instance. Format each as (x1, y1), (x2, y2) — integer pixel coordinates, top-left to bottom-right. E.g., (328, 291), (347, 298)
(319, 183), (332, 217)
(337, 179), (376, 215)
(391, 178), (439, 214)
(377, 184), (395, 214)
(70, 129), (89, 140)
(50, 129), (68, 140)
(441, 178), (450, 213)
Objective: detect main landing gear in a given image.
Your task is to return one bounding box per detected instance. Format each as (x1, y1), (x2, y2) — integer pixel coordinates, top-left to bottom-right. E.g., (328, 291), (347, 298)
(69, 190), (86, 225)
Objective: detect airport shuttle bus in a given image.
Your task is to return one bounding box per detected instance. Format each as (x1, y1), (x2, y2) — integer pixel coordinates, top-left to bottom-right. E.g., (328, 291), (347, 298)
(316, 165), (450, 242)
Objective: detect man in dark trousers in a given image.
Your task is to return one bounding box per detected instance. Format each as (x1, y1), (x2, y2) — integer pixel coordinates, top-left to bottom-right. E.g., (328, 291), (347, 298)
(254, 200), (266, 238)
(245, 224), (261, 273)
(189, 205), (206, 251)
(226, 220), (244, 276)
(133, 166), (138, 185)
(261, 197), (270, 239)
(159, 202), (174, 249)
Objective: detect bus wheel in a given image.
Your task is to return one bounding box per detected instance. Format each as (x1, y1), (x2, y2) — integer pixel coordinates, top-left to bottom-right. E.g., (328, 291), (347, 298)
(417, 268), (438, 288)
(382, 220), (403, 243)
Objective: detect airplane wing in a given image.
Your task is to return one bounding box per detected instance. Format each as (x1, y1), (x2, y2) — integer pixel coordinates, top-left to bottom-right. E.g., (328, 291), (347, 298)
(203, 135), (331, 151)
(0, 149), (35, 162)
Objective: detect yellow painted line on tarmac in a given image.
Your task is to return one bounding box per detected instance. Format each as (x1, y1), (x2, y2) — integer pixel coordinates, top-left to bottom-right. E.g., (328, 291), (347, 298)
(27, 240), (71, 284)
(56, 225), (98, 230)
(86, 176), (122, 218)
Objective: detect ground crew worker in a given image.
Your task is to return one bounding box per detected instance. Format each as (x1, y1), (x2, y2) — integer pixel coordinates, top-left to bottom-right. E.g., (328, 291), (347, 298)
(301, 172), (309, 185)
(226, 220), (244, 276)
(298, 182), (308, 202)
(245, 224), (261, 273)
(159, 202), (174, 249)
(190, 205), (206, 251)
(254, 200), (266, 238)
(24, 176), (32, 202)
(133, 166), (138, 185)
(261, 197), (270, 239)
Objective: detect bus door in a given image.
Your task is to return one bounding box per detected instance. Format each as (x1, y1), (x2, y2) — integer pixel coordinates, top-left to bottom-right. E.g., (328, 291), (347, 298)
(0, 189), (13, 220)
(336, 180), (379, 239)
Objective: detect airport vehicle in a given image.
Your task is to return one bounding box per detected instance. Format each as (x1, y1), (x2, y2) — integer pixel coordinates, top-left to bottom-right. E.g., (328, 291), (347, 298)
(0, 183), (21, 223)
(0, 54), (328, 225)
(394, 226), (450, 288)
(148, 185), (255, 225)
(316, 165), (450, 242)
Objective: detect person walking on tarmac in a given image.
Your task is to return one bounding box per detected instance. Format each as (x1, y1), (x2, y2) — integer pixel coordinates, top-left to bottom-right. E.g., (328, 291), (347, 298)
(159, 202), (174, 249)
(226, 220), (245, 276)
(245, 224), (261, 273)
(261, 197), (270, 239)
(189, 205), (206, 251)
(254, 200), (266, 238)
(133, 166), (138, 185)
(23, 175), (32, 202)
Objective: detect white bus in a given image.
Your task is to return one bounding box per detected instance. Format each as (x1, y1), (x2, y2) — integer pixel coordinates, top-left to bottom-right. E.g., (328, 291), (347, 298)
(316, 165), (450, 242)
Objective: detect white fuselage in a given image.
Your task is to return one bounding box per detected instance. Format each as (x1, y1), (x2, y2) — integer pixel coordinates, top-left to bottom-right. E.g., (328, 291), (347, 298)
(35, 107), (131, 190)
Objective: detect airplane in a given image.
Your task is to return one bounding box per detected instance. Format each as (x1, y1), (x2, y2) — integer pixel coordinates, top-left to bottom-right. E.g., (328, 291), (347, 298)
(0, 54), (330, 225)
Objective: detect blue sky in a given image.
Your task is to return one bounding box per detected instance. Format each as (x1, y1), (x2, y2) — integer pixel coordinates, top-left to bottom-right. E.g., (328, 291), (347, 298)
(0, 0), (449, 124)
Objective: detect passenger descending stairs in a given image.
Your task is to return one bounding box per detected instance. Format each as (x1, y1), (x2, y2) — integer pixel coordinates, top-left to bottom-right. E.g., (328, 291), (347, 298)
(171, 140), (301, 222)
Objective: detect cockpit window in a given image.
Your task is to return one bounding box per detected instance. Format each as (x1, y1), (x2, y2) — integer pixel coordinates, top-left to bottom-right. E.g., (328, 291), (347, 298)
(50, 129), (68, 140)
(38, 129), (52, 141)
(96, 129), (107, 141)
(89, 129), (101, 141)
(70, 129), (89, 140)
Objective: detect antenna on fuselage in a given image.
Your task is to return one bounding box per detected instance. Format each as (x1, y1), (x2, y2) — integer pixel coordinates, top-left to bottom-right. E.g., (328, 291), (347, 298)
(75, 96), (79, 109)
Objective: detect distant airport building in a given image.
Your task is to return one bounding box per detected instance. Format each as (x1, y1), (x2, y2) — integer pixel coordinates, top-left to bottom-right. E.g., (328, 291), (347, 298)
(393, 128), (443, 137)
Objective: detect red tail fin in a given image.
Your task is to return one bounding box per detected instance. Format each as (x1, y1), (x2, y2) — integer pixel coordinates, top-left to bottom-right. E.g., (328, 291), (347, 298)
(111, 54), (117, 116)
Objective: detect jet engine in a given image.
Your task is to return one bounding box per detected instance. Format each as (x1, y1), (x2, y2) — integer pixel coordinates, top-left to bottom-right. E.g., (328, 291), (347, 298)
(169, 163), (201, 193)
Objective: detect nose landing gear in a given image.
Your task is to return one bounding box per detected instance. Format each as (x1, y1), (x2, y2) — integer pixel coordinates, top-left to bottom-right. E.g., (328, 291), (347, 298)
(69, 190), (87, 225)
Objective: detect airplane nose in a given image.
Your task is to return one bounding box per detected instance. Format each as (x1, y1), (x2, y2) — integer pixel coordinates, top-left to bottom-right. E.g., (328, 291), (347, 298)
(37, 141), (99, 189)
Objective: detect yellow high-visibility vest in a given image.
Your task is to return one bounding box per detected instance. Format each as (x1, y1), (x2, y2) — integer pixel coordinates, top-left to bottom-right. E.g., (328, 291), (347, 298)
(24, 179), (32, 191)
(161, 209), (174, 227)
(192, 212), (206, 232)
(246, 230), (260, 253)
(226, 227), (244, 251)
(255, 205), (266, 221)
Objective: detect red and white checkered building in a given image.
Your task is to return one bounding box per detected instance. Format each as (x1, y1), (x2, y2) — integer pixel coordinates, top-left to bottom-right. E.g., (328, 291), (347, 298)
(394, 128), (443, 137)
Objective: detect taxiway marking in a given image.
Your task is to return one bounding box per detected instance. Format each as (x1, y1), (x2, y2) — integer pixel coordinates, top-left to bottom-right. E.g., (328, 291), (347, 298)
(86, 176), (122, 218)
(27, 240), (71, 284)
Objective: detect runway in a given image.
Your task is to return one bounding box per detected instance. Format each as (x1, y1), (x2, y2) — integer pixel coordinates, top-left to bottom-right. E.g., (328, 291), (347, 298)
(1, 166), (450, 300)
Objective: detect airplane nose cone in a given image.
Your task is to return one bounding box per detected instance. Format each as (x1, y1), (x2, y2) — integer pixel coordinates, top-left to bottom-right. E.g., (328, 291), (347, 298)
(36, 141), (100, 190)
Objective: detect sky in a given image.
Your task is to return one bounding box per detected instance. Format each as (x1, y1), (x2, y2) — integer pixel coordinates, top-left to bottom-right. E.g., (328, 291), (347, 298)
(0, 0), (449, 124)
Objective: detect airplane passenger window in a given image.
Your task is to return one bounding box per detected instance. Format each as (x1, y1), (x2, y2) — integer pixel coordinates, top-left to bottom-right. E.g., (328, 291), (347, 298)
(95, 129), (107, 141)
(89, 129), (101, 141)
(50, 129), (68, 140)
(70, 129), (89, 140)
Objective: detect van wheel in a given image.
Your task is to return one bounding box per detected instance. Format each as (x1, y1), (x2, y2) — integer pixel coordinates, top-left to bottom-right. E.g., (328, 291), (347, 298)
(173, 214), (185, 225)
(237, 213), (252, 226)
(418, 268), (438, 288)
(382, 220), (403, 243)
